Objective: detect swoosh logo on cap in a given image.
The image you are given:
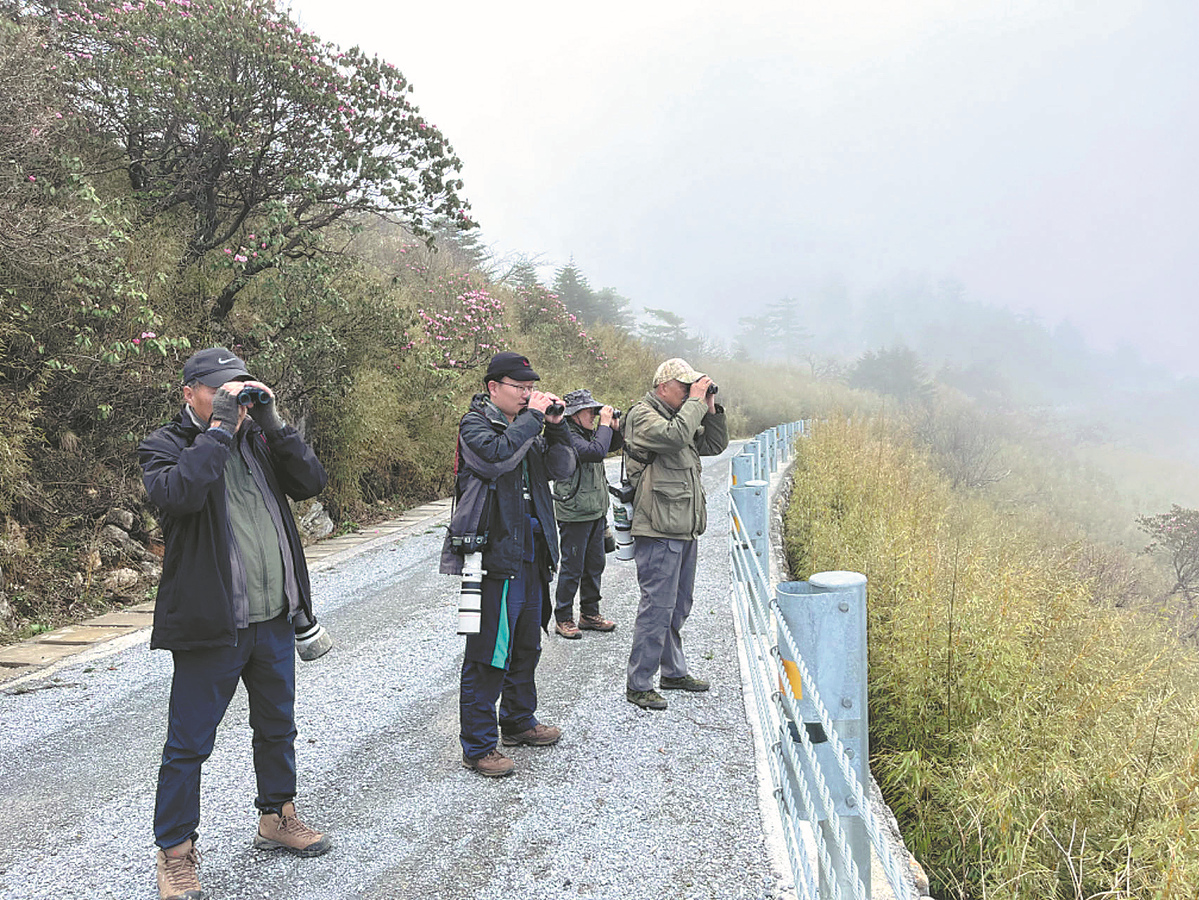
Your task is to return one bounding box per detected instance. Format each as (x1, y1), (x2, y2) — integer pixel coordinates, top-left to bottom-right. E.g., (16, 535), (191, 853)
(218, 356), (238, 364)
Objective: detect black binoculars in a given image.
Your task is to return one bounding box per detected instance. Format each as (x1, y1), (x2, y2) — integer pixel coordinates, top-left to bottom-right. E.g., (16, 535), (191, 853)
(706, 383), (719, 396)
(546, 402), (565, 416)
(237, 386), (273, 406)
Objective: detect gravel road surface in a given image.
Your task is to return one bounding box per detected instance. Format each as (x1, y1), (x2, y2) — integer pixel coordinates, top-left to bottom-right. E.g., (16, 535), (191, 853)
(0, 446), (786, 900)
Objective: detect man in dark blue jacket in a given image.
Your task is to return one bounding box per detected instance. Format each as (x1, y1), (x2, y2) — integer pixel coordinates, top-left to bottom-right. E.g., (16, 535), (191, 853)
(450, 351), (575, 777)
(139, 347), (330, 900)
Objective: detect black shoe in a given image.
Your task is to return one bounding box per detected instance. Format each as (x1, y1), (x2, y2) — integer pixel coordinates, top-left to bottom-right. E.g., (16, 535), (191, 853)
(659, 675), (709, 692)
(626, 689), (668, 710)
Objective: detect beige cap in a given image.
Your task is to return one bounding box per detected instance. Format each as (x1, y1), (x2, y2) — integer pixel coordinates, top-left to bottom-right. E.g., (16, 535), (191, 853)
(653, 358), (704, 386)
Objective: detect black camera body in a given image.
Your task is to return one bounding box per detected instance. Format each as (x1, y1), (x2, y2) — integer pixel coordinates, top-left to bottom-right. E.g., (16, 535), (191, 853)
(237, 386), (272, 406)
(450, 532), (488, 554)
(608, 480), (636, 504)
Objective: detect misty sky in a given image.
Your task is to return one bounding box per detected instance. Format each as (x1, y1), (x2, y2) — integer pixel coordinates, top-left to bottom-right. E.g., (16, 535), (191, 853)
(290, 0), (1199, 375)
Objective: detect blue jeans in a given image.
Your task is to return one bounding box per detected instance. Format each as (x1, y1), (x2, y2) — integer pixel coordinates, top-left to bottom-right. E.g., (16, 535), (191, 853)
(154, 614), (297, 849)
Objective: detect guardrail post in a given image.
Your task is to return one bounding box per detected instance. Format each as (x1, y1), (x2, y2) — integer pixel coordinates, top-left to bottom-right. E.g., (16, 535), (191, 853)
(730, 479), (770, 632)
(776, 571), (870, 899)
(777, 425), (789, 462)
(755, 434), (768, 480)
(731, 452), (754, 487)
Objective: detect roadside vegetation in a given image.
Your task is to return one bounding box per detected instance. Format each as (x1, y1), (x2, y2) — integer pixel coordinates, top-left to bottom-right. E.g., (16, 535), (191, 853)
(785, 417), (1199, 899)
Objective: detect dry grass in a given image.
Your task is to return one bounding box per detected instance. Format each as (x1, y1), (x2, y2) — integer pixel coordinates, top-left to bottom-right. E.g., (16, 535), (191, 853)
(785, 417), (1199, 899)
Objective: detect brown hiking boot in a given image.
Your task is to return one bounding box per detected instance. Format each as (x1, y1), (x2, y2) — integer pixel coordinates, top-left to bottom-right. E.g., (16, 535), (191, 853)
(156, 840), (202, 900)
(555, 619), (582, 639)
(253, 801), (331, 857)
(462, 748), (515, 777)
(578, 613), (616, 632)
(501, 723), (562, 747)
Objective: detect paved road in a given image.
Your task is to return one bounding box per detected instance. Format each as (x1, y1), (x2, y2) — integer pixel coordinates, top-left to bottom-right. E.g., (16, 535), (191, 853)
(0, 447), (785, 900)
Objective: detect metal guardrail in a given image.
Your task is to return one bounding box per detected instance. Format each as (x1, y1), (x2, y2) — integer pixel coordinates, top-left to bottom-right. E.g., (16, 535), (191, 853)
(728, 422), (917, 900)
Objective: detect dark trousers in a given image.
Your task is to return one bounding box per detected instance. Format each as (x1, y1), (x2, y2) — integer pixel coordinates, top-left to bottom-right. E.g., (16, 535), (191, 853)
(626, 536), (698, 692)
(154, 614), (297, 849)
(459, 558), (545, 759)
(554, 517), (606, 621)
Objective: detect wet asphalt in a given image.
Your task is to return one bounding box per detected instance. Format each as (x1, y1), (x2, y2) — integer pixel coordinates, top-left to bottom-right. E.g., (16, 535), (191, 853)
(0, 446), (787, 900)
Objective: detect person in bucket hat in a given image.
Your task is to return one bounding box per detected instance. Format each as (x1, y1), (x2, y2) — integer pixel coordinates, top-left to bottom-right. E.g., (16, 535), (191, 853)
(550, 389), (624, 639)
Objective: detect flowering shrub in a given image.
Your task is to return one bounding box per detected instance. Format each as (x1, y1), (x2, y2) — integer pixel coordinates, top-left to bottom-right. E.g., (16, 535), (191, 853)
(42, 0), (473, 320)
(406, 274), (509, 370)
(511, 284), (609, 369)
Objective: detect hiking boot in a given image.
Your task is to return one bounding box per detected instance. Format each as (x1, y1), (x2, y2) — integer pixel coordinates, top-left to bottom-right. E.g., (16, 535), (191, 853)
(501, 723), (562, 747)
(578, 613), (616, 632)
(253, 801), (331, 857)
(156, 841), (202, 900)
(462, 749), (515, 777)
(604, 527), (617, 553)
(659, 674), (710, 692)
(555, 619), (582, 639)
(626, 689), (668, 710)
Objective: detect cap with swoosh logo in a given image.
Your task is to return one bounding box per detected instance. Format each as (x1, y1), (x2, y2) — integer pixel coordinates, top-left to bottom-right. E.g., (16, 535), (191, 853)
(182, 347), (252, 387)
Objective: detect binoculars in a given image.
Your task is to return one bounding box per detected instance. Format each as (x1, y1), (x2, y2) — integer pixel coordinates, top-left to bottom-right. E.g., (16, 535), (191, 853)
(706, 383), (718, 397)
(237, 386), (273, 406)
(546, 402), (565, 416)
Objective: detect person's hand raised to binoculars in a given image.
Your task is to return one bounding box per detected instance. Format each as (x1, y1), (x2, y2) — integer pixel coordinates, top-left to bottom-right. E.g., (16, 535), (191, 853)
(689, 375), (717, 413)
(528, 390), (565, 424)
(209, 381), (249, 434)
(598, 405), (616, 429)
(239, 379), (286, 434)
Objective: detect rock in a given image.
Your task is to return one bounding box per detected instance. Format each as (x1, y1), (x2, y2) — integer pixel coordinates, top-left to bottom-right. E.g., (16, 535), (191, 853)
(103, 508), (136, 532)
(298, 501), (334, 541)
(0, 562), (5, 592)
(100, 524), (155, 562)
(2, 518), (27, 552)
(0, 591), (11, 625)
(138, 561), (162, 582)
(103, 568), (141, 594)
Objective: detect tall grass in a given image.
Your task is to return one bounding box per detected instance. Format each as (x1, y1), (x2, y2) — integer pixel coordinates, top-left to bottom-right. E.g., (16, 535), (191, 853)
(785, 418), (1199, 899)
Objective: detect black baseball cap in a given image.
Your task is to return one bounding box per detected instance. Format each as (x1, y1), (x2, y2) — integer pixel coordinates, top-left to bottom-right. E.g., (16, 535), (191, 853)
(484, 351), (540, 383)
(182, 347), (251, 387)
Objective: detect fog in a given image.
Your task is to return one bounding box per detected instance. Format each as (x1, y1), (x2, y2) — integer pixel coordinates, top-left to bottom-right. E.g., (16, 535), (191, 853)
(291, 0), (1198, 375)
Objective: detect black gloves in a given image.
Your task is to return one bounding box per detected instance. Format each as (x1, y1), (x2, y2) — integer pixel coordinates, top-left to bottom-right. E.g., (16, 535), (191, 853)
(248, 395), (286, 434)
(209, 388), (240, 436)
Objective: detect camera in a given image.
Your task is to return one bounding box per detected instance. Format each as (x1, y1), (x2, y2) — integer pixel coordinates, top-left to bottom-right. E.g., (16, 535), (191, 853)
(293, 610), (333, 661)
(457, 551), (485, 635)
(608, 481), (636, 561)
(608, 480), (636, 504)
(237, 386), (272, 406)
(546, 402), (565, 416)
(706, 383), (718, 397)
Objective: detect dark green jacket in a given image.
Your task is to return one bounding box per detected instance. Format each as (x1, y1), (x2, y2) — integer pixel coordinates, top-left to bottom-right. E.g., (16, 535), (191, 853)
(552, 418), (624, 523)
(624, 392), (728, 540)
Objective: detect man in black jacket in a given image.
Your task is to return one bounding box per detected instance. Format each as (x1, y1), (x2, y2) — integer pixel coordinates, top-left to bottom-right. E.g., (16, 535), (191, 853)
(139, 348), (330, 900)
(449, 351), (575, 777)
